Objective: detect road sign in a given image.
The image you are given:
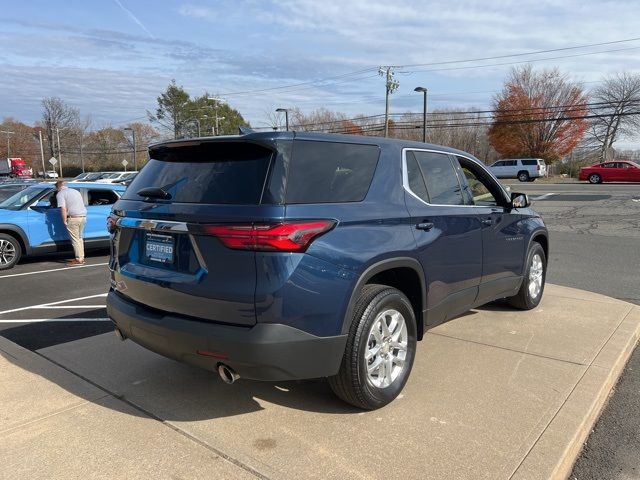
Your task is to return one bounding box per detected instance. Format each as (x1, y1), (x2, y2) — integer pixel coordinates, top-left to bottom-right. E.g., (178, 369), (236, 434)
(121, 159), (128, 167)
(49, 157), (57, 166)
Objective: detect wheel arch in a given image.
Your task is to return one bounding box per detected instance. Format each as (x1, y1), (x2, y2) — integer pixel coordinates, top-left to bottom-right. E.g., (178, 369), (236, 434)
(529, 230), (549, 260)
(0, 224), (29, 255)
(342, 257), (427, 340)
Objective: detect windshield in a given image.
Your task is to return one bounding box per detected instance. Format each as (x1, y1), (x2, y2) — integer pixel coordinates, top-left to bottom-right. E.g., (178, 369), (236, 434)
(74, 173), (89, 180)
(0, 185), (48, 210)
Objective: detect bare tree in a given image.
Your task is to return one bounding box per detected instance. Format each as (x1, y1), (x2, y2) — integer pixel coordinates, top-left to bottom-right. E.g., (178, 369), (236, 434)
(40, 97), (80, 159)
(587, 72), (640, 159)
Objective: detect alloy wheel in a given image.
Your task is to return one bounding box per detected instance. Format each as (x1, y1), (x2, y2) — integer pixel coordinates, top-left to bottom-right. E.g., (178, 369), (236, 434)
(528, 253), (544, 300)
(0, 239), (16, 266)
(364, 308), (408, 388)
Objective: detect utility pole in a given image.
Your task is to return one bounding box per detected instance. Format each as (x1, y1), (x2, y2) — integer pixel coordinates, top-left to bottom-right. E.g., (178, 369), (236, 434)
(0, 130), (15, 157)
(124, 127), (137, 170)
(56, 127), (63, 178)
(38, 130), (46, 177)
(379, 67), (400, 138)
(80, 130), (85, 173)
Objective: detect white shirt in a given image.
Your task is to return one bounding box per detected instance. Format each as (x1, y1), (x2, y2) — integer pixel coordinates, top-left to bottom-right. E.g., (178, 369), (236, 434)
(56, 187), (87, 216)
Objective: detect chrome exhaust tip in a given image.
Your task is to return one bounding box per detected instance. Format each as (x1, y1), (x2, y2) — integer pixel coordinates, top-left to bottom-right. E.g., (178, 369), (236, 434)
(114, 327), (127, 341)
(218, 364), (240, 384)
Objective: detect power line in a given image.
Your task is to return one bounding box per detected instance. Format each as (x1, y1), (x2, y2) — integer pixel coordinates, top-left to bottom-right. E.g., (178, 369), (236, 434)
(400, 45), (640, 75)
(394, 37), (640, 69)
(216, 37), (640, 98)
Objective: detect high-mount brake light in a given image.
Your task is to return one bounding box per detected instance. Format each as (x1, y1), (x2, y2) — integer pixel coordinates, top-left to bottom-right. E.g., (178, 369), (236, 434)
(201, 220), (336, 252)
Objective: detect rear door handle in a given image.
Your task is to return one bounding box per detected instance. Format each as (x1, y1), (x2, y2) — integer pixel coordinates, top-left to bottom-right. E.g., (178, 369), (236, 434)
(416, 222), (434, 231)
(481, 218), (493, 226)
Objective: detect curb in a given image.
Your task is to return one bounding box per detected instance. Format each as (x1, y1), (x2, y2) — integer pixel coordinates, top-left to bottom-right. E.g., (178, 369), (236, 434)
(511, 305), (640, 479)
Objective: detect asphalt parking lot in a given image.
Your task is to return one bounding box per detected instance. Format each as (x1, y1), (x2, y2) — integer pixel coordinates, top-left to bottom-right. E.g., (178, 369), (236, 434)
(0, 252), (112, 350)
(0, 180), (638, 479)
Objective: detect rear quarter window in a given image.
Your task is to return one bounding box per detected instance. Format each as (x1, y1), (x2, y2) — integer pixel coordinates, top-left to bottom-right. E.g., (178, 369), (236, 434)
(285, 140), (379, 204)
(521, 160), (537, 166)
(123, 142), (273, 204)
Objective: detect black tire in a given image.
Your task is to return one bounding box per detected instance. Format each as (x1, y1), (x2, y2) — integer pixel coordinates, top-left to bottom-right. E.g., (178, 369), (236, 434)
(518, 171), (530, 182)
(328, 284), (417, 410)
(0, 233), (22, 270)
(588, 173), (602, 184)
(507, 242), (546, 310)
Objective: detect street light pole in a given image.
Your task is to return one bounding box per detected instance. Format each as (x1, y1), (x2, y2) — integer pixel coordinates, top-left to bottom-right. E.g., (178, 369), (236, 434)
(414, 87), (428, 143)
(276, 108), (289, 131)
(0, 130), (14, 157)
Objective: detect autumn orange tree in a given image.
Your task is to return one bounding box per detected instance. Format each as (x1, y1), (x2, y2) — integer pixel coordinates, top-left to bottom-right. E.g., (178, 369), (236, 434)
(488, 65), (588, 162)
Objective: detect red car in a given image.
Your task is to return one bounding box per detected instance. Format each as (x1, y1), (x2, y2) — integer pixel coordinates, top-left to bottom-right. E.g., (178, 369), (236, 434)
(579, 161), (640, 183)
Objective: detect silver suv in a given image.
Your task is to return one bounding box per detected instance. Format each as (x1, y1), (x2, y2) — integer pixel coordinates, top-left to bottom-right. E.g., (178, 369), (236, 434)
(488, 158), (547, 182)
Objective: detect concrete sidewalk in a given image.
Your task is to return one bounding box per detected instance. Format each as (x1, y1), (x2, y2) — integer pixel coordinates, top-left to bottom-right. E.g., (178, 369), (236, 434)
(1, 284), (639, 480)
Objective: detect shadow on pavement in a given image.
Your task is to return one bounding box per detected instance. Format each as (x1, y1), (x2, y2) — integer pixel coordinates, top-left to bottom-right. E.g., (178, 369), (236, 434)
(2, 319), (362, 421)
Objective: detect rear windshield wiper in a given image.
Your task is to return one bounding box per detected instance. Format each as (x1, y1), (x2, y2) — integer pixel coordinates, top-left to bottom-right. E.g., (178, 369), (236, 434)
(136, 187), (172, 200)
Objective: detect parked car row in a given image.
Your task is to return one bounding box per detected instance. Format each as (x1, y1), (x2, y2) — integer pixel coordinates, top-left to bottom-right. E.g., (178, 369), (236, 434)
(0, 182), (126, 270)
(70, 171), (138, 184)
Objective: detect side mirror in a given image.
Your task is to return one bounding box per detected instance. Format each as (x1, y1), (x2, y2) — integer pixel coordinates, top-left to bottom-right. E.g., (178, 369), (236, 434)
(511, 193), (530, 209)
(34, 200), (52, 209)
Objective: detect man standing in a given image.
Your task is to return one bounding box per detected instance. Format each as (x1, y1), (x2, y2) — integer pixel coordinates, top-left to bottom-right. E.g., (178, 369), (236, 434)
(55, 180), (87, 266)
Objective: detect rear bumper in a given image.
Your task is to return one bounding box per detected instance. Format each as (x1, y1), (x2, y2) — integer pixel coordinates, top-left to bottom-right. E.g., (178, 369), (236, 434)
(106, 291), (348, 381)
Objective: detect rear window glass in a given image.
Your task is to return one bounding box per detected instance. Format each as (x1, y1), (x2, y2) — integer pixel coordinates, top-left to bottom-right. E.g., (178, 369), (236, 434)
(285, 140), (379, 204)
(123, 142), (273, 204)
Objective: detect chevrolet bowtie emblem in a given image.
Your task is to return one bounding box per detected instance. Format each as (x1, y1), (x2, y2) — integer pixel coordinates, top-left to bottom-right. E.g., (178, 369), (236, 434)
(140, 220), (157, 230)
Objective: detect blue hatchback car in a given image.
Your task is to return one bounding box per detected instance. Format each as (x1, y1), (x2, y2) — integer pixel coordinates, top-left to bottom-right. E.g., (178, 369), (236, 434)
(0, 182), (125, 269)
(107, 132), (548, 409)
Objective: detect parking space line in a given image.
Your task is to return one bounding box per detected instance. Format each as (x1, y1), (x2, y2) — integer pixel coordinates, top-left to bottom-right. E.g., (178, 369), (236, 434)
(0, 294), (108, 316)
(531, 193), (557, 200)
(27, 305), (105, 309)
(0, 262), (109, 279)
(0, 318), (110, 323)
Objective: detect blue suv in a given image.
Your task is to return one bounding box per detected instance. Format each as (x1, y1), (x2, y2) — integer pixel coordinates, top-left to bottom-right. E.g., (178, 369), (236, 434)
(0, 182), (125, 269)
(106, 132), (548, 409)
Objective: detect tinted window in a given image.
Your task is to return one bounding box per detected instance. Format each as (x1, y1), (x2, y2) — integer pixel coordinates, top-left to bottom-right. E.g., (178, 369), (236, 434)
(521, 160), (537, 166)
(492, 161), (505, 167)
(505, 160), (517, 166)
(87, 189), (119, 206)
(124, 142), (273, 204)
(414, 151), (463, 206)
(406, 151), (429, 202)
(285, 141), (379, 204)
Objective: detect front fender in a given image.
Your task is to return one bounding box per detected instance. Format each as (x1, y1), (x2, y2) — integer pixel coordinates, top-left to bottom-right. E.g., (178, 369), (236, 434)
(0, 223), (30, 254)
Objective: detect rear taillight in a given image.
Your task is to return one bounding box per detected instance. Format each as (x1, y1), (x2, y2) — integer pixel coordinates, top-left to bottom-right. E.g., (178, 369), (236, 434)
(537, 164), (541, 171)
(107, 214), (118, 233)
(201, 220), (336, 252)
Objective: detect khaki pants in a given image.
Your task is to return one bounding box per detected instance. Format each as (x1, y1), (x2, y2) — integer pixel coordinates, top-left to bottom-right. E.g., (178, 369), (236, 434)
(66, 217), (87, 261)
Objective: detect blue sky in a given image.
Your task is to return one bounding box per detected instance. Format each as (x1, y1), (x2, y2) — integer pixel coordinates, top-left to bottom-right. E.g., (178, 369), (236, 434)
(1, 0), (639, 143)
